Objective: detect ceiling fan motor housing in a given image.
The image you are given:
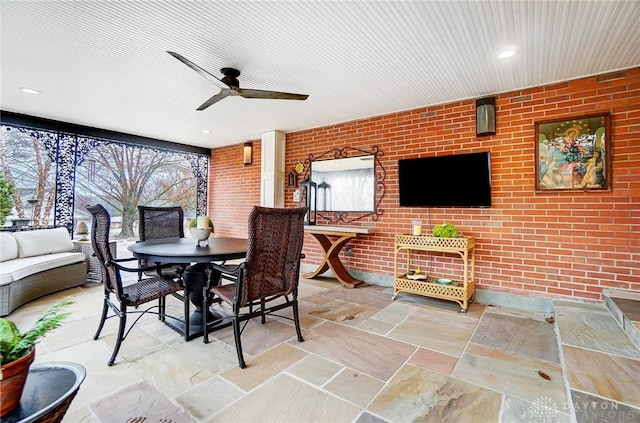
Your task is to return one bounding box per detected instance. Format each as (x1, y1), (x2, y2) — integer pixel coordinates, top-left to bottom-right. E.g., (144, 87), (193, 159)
(220, 67), (241, 88)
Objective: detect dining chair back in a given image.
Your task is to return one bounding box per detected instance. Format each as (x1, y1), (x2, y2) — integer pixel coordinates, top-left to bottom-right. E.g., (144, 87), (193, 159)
(137, 205), (185, 279)
(205, 206), (307, 368)
(138, 206), (184, 241)
(87, 203), (184, 366)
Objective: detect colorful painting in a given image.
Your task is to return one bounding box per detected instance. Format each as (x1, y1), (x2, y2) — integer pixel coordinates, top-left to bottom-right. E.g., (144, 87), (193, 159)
(535, 113), (611, 191)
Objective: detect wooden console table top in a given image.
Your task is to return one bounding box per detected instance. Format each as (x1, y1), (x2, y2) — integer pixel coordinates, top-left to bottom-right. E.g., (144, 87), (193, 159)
(303, 225), (375, 235)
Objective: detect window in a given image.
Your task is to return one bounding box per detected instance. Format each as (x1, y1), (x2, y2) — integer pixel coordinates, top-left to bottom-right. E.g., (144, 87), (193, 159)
(1, 122), (208, 245)
(0, 126), (57, 227)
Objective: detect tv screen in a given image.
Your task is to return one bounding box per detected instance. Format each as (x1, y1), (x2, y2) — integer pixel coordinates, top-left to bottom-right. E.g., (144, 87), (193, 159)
(398, 152), (491, 207)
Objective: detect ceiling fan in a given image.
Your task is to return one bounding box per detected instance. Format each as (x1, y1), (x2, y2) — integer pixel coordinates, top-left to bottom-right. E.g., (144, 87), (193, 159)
(168, 51), (309, 111)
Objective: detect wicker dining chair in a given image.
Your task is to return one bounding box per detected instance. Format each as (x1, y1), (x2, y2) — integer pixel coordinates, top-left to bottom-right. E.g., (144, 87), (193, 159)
(87, 204), (184, 366)
(203, 206), (307, 368)
(137, 205), (185, 279)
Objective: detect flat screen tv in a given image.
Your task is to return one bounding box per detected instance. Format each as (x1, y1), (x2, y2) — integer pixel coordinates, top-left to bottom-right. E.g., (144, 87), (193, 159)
(398, 152), (492, 207)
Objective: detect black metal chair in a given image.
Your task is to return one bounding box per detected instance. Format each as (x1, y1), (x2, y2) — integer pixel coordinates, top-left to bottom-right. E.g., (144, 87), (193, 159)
(203, 206), (307, 368)
(137, 205), (185, 279)
(87, 204), (185, 366)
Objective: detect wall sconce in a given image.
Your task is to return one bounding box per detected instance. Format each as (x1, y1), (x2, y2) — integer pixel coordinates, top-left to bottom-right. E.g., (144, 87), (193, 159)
(243, 142), (253, 165)
(476, 96), (496, 136)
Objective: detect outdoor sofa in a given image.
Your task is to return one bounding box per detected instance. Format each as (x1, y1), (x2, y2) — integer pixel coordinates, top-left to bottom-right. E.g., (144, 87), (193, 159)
(0, 227), (87, 316)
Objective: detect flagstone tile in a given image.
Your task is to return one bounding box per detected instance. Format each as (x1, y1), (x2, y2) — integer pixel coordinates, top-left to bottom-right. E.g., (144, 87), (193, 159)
(294, 321), (416, 381)
(408, 347), (458, 376)
(453, 342), (566, 406)
(210, 374), (360, 422)
(320, 285), (392, 308)
(133, 339), (238, 397)
(307, 298), (379, 326)
(387, 314), (473, 357)
(222, 343), (308, 391)
(570, 389), (640, 422)
(563, 344), (640, 408)
(371, 301), (414, 324)
(35, 339), (143, 413)
(410, 305), (479, 331)
(501, 395), (571, 423)
(287, 353), (342, 386)
(213, 316), (304, 357)
(356, 412), (390, 423)
(555, 305), (640, 359)
(368, 364), (501, 422)
(356, 317), (395, 335)
(175, 376), (244, 421)
(90, 381), (193, 422)
(471, 311), (560, 363)
(324, 368), (385, 408)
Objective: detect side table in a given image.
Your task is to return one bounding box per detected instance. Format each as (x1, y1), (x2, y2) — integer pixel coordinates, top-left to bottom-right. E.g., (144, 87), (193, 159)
(302, 225), (374, 288)
(73, 240), (117, 283)
(1, 362), (86, 423)
(393, 235), (476, 312)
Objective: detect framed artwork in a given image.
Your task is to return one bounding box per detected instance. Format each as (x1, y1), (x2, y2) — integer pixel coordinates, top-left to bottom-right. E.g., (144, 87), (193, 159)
(535, 113), (611, 191)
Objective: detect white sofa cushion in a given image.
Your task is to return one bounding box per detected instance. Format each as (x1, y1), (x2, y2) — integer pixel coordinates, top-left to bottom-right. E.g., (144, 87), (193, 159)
(12, 227), (75, 258)
(0, 233), (19, 262)
(0, 252), (86, 285)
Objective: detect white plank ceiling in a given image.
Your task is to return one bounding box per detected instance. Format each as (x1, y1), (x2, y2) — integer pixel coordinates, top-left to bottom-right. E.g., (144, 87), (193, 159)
(1, 0), (639, 149)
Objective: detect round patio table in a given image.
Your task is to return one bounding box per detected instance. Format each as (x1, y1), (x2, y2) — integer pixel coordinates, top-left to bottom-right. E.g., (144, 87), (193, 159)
(128, 237), (247, 341)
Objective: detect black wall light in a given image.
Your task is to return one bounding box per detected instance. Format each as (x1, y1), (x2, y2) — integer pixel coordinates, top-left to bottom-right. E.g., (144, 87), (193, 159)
(243, 142), (253, 165)
(476, 97), (496, 136)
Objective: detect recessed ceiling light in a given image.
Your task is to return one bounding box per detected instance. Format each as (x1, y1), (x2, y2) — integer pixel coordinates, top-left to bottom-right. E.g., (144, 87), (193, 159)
(498, 49), (516, 59)
(201, 130), (211, 134)
(20, 87), (41, 95)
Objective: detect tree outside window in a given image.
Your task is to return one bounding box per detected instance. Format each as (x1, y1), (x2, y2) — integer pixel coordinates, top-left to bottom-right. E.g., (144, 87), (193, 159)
(1, 125), (203, 239)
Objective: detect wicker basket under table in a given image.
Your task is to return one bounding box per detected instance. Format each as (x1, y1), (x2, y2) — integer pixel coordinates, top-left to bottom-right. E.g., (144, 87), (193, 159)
(393, 235), (475, 312)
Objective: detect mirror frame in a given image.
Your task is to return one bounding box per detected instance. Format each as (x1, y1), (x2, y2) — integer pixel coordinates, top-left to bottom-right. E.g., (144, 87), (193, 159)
(300, 145), (386, 223)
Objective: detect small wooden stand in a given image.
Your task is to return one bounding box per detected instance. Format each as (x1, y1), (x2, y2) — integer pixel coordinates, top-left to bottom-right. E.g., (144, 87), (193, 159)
(393, 235), (475, 312)
(303, 225), (374, 288)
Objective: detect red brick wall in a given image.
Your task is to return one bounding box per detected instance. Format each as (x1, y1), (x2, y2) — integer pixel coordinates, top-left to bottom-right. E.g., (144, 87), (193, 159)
(211, 68), (640, 302)
(209, 141), (262, 238)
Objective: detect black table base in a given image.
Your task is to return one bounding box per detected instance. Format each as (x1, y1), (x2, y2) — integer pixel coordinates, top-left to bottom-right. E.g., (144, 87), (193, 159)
(167, 263), (231, 341)
(127, 237), (248, 342)
(164, 308), (231, 341)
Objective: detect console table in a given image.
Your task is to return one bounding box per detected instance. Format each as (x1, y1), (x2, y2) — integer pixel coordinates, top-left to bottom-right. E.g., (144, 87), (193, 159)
(393, 235), (475, 312)
(303, 225), (374, 288)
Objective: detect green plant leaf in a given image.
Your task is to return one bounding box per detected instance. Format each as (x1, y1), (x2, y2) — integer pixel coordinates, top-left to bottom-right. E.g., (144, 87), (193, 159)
(1, 297), (73, 365)
(432, 223), (459, 238)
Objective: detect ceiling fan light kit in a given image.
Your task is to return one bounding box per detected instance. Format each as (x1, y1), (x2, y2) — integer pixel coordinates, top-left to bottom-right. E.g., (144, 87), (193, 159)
(168, 51), (308, 111)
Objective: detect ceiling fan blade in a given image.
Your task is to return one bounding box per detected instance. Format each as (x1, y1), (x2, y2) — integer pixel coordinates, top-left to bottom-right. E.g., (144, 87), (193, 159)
(168, 55), (307, 109)
(196, 90), (235, 111)
(237, 88), (309, 101)
(167, 51), (228, 88)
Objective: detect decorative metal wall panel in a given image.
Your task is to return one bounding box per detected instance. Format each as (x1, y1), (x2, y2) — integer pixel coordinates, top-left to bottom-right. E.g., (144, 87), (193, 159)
(1, 123), (208, 229)
(54, 133), (77, 231)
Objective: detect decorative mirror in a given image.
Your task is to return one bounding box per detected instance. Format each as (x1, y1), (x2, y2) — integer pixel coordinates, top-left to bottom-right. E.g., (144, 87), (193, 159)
(299, 145), (385, 223)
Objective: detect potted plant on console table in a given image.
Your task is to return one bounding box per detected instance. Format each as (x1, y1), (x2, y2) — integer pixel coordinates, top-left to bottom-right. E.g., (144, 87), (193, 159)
(431, 222), (459, 238)
(0, 298), (73, 416)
